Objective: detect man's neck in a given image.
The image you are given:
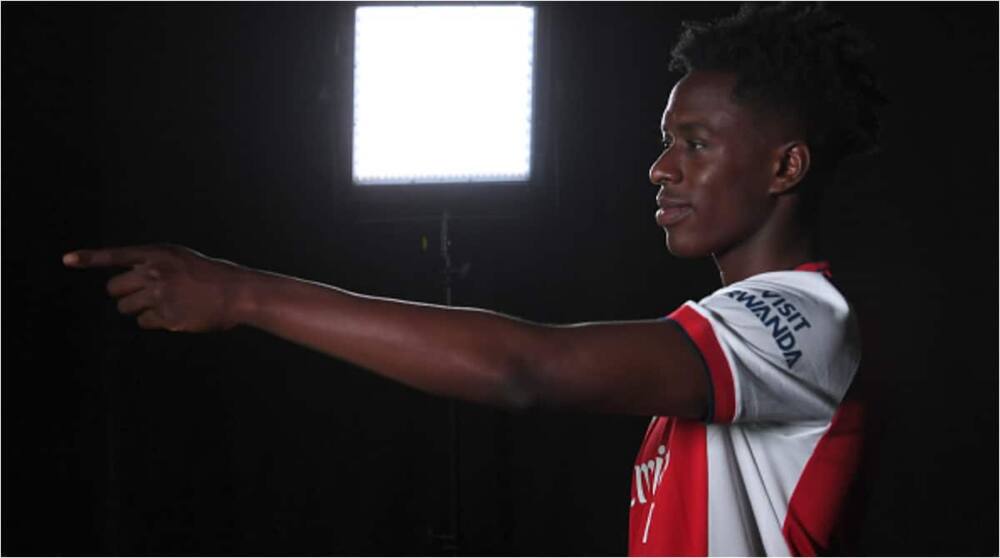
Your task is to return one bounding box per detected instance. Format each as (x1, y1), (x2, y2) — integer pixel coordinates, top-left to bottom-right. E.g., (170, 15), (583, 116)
(713, 218), (816, 287)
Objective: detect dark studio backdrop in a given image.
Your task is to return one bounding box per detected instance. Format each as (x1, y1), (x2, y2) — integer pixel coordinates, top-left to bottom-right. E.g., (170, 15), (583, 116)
(3, 2), (997, 555)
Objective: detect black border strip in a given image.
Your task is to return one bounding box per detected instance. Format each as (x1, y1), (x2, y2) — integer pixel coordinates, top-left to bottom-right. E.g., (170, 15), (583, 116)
(665, 317), (716, 424)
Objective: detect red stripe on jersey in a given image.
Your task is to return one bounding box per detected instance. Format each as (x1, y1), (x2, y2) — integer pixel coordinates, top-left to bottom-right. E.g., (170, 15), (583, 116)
(668, 304), (736, 423)
(629, 419), (709, 556)
(781, 399), (864, 556)
(794, 261), (832, 278)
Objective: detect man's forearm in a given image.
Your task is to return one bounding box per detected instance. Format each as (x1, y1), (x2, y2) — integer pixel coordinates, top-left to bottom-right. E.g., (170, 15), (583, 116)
(232, 268), (541, 408)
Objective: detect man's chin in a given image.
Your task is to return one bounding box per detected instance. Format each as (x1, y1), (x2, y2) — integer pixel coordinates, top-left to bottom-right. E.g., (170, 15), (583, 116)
(664, 231), (707, 259)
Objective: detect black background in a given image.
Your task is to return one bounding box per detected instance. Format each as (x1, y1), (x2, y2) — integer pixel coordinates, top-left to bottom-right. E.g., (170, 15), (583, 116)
(3, 2), (997, 555)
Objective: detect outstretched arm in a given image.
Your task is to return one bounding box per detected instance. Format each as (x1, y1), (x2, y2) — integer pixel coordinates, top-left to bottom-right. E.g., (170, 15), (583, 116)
(63, 244), (708, 418)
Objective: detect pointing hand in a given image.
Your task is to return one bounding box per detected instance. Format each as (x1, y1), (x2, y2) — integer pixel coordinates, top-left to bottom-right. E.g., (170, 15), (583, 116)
(63, 244), (249, 332)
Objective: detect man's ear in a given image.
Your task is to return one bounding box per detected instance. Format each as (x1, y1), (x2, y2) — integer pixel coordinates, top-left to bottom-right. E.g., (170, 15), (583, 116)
(769, 141), (811, 194)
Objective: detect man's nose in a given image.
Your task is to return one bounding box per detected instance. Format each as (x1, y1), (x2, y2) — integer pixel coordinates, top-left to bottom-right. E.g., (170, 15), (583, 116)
(649, 149), (680, 186)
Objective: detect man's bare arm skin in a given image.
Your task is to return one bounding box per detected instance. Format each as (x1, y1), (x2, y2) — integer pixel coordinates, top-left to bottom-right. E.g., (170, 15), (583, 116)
(63, 244), (708, 418)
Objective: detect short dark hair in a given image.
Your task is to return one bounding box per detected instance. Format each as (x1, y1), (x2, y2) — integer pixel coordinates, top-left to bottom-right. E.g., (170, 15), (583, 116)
(670, 3), (887, 175)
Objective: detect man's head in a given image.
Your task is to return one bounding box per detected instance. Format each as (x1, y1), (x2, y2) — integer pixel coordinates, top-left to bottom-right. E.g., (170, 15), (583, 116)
(650, 3), (885, 259)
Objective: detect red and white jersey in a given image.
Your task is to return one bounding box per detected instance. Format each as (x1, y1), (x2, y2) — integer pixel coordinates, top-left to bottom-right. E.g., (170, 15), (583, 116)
(629, 263), (863, 556)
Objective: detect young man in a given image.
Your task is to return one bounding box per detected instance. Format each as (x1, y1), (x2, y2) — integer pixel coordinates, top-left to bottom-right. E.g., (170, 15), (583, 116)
(64, 4), (884, 556)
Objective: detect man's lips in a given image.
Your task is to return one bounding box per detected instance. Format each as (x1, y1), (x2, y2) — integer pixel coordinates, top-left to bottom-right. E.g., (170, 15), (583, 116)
(655, 198), (693, 227)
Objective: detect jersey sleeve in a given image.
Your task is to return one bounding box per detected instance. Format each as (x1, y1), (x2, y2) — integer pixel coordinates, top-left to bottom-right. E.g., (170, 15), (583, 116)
(667, 276), (861, 424)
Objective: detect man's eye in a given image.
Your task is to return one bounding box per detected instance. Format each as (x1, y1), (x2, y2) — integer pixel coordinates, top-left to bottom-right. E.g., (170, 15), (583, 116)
(687, 140), (707, 151)
(660, 135), (674, 149)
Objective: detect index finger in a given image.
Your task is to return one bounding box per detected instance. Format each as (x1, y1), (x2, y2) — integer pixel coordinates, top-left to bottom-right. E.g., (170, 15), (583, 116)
(62, 246), (154, 269)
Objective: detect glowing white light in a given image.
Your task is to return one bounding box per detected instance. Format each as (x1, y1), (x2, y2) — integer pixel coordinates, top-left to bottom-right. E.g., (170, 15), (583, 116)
(352, 6), (535, 185)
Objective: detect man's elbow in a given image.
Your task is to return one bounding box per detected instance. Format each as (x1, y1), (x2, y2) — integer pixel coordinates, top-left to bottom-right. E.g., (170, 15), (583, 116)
(496, 357), (542, 412)
(489, 322), (579, 412)
(494, 342), (588, 413)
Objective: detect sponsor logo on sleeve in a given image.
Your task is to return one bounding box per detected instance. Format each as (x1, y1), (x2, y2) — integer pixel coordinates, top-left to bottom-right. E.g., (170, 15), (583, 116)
(723, 289), (811, 368)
